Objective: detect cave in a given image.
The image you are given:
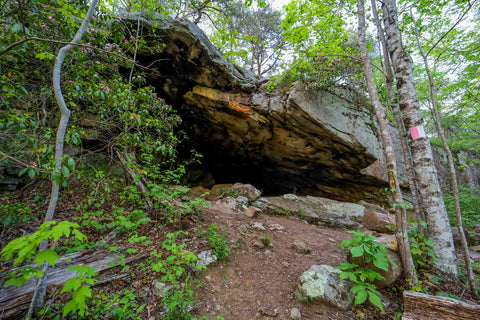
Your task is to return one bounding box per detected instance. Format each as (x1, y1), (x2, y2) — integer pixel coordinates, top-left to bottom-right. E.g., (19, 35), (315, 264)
(121, 14), (389, 203)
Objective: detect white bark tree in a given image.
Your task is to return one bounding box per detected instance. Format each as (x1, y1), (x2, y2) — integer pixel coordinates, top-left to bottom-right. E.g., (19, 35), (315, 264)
(381, 0), (457, 279)
(410, 7), (477, 294)
(370, 0), (424, 224)
(27, 0), (100, 316)
(357, 0), (417, 285)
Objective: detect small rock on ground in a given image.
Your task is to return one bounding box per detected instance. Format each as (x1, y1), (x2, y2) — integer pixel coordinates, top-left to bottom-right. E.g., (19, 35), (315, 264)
(290, 307), (302, 319)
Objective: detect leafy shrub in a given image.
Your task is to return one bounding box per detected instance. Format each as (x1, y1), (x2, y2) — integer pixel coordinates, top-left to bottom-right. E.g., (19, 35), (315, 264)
(260, 235), (272, 248)
(150, 184), (209, 224)
(87, 288), (145, 319)
(150, 231), (205, 283)
(457, 260), (480, 293)
(0, 201), (35, 227)
(147, 232), (206, 319)
(407, 220), (439, 270)
(162, 275), (197, 320)
(0, 220), (97, 317)
(443, 186), (480, 229)
(204, 224), (230, 261)
(60, 265), (98, 317)
(336, 230), (395, 311)
(40, 288), (146, 319)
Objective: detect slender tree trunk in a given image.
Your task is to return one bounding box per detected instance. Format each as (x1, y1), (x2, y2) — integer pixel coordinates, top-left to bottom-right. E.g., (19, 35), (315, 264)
(357, 0), (417, 285)
(370, 0), (424, 224)
(27, 0), (99, 317)
(381, 0), (457, 279)
(411, 9), (477, 295)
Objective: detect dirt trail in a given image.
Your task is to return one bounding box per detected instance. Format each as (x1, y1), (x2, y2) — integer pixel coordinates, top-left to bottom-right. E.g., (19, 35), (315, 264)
(192, 202), (366, 320)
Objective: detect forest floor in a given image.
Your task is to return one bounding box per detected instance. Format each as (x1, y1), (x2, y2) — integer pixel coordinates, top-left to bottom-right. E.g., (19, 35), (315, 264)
(189, 200), (402, 320)
(1, 180), (477, 320)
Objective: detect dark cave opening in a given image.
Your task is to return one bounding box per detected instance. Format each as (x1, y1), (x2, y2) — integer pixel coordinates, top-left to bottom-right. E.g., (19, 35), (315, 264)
(124, 19), (387, 203)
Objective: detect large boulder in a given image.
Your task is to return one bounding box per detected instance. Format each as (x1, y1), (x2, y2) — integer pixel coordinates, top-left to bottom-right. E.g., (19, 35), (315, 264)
(218, 183), (262, 201)
(258, 194), (365, 230)
(121, 13), (257, 95)
(183, 83), (387, 202)
(297, 264), (354, 310)
(115, 13), (479, 207)
(119, 13), (393, 203)
(362, 210), (396, 234)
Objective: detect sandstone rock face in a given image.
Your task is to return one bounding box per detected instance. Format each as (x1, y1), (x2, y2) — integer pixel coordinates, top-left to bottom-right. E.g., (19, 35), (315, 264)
(297, 264), (354, 310)
(122, 13), (257, 95)
(433, 146), (480, 191)
(260, 194), (365, 230)
(119, 13), (480, 204)
(184, 83), (386, 202)
(119, 13), (392, 203)
(362, 210), (396, 234)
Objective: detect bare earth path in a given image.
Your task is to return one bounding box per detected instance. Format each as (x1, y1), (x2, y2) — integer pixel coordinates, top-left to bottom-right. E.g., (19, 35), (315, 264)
(192, 201), (374, 320)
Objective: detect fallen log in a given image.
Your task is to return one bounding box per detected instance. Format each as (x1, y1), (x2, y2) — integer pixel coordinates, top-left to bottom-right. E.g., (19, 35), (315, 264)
(402, 290), (480, 320)
(0, 248), (146, 319)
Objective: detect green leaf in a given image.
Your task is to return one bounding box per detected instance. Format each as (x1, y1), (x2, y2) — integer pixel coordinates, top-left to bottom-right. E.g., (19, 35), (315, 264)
(61, 277), (82, 293)
(34, 249), (60, 267)
(6, 267), (43, 287)
(11, 24), (22, 34)
(354, 288), (368, 305)
(35, 52), (55, 60)
(67, 158), (75, 167)
(373, 251), (389, 271)
(51, 172), (61, 185)
(62, 165), (70, 178)
(68, 265), (98, 278)
(368, 291), (384, 311)
(18, 167), (28, 176)
(350, 245), (364, 257)
(166, 255), (176, 264)
(28, 168), (36, 179)
(71, 229), (87, 242)
(411, 248), (423, 255)
(1, 236), (28, 261)
(49, 221), (79, 241)
(5, 276), (29, 287)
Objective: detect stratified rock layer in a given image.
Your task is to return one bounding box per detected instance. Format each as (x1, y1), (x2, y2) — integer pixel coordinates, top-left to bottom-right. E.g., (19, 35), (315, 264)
(121, 13), (392, 202)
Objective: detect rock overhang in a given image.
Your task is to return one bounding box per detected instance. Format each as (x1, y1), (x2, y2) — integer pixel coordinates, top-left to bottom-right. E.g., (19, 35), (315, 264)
(122, 13), (391, 203)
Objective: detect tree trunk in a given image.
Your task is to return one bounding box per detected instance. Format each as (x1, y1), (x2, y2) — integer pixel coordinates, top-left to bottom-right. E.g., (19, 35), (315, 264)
(370, 0), (424, 224)
(410, 9), (477, 295)
(403, 291), (480, 320)
(1, 249), (146, 319)
(381, 0), (457, 279)
(115, 148), (153, 208)
(27, 0), (99, 317)
(357, 0), (417, 285)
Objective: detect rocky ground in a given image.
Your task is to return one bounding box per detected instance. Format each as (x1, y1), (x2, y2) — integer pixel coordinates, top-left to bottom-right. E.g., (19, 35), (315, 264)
(191, 200), (400, 320)
(2, 181), (478, 320)
(185, 183), (405, 320)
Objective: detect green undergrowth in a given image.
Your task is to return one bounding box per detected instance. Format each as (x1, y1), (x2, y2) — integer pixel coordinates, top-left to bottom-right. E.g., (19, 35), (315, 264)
(0, 176), (223, 319)
(443, 186), (480, 229)
(336, 230), (395, 311)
